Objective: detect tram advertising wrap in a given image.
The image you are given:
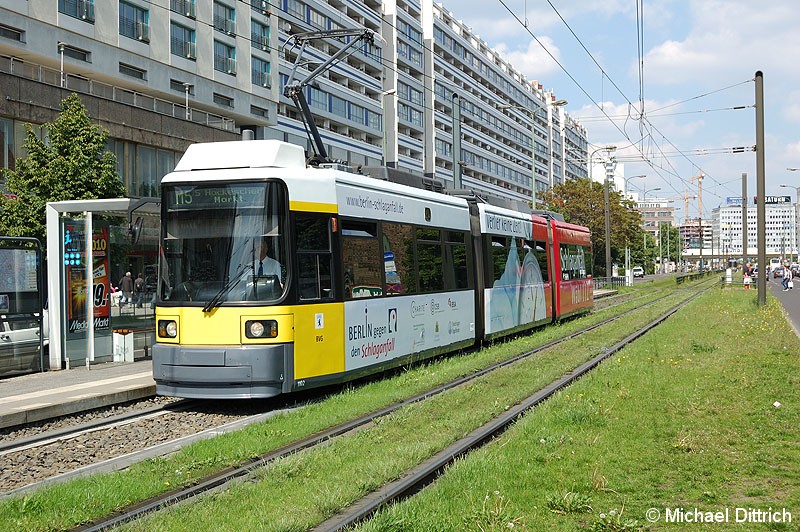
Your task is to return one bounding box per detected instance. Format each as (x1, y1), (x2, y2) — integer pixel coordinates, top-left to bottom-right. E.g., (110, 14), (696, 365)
(480, 205), (551, 337)
(151, 139), (592, 399)
(345, 292), (475, 371)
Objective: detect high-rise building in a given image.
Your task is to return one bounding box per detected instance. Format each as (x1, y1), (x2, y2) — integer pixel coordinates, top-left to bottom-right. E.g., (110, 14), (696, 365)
(711, 200), (797, 258)
(0, 0), (588, 204)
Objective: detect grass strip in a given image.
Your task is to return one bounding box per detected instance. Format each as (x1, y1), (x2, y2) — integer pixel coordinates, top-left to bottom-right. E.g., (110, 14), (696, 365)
(0, 281), (698, 531)
(119, 290), (694, 530)
(360, 286), (800, 530)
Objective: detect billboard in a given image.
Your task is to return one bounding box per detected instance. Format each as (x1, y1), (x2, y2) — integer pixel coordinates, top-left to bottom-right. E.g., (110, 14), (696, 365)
(63, 222), (111, 336)
(726, 196), (744, 206)
(753, 195), (791, 205)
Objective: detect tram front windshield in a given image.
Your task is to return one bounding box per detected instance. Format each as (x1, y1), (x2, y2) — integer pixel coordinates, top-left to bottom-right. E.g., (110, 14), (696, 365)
(159, 182), (287, 305)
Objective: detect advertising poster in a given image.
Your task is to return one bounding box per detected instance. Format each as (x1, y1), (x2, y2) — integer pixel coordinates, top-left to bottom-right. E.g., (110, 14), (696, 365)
(64, 222), (111, 335)
(344, 291), (475, 372)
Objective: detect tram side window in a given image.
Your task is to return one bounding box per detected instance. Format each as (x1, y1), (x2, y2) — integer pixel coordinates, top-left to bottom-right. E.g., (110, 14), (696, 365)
(342, 220), (383, 299)
(489, 235), (518, 285)
(295, 214), (334, 301)
(417, 228), (443, 292)
(444, 231), (470, 289)
(382, 222), (417, 295)
(560, 243), (588, 280)
(583, 245), (593, 277)
(528, 240), (549, 283)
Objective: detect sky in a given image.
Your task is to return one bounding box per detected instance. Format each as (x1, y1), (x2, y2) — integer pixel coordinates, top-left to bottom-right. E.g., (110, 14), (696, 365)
(444, 0), (800, 221)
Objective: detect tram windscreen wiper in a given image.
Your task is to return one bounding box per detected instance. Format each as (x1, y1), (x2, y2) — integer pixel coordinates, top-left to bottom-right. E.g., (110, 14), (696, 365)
(202, 265), (253, 313)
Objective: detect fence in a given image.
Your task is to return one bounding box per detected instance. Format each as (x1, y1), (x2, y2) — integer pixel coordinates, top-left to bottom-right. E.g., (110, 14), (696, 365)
(676, 271), (714, 284)
(592, 276), (626, 290)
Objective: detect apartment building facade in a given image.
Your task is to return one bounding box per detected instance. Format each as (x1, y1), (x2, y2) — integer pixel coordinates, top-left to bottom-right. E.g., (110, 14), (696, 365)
(0, 0), (588, 204)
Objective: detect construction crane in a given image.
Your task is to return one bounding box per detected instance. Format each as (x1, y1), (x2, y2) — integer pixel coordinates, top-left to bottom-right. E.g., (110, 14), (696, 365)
(665, 190), (697, 222)
(282, 28), (375, 166)
(689, 171), (706, 268)
(690, 171), (704, 219)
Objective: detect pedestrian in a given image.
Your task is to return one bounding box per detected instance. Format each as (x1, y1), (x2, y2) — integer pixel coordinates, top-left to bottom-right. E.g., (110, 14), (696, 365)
(134, 273), (145, 307)
(119, 271), (134, 306)
(109, 283), (119, 307)
(743, 271), (751, 290)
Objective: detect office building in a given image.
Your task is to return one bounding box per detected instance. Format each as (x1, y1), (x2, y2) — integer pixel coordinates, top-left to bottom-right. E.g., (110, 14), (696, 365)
(711, 198), (797, 258)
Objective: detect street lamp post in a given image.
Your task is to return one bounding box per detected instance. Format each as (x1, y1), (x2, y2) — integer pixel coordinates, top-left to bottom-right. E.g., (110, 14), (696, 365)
(780, 176), (800, 263)
(183, 83), (193, 120)
(624, 174), (646, 197)
(452, 93), (461, 189)
(622, 175), (645, 284)
(641, 186), (661, 250)
(658, 222), (663, 273)
(499, 100), (567, 209)
(381, 89), (397, 167)
(547, 99), (568, 191)
(588, 146), (616, 279)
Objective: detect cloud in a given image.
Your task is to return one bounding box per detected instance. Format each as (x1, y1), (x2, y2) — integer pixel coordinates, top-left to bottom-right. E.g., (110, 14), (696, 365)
(644, 1), (800, 86)
(785, 141), (800, 162)
(494, 36), (563, 80)
(784, 91), (800, 123)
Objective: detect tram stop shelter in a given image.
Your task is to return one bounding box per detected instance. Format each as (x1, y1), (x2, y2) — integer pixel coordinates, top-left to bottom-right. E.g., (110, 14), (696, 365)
(45, 198), (159, 371)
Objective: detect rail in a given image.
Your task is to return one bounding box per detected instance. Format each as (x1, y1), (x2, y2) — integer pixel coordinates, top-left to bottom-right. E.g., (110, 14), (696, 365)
(0, 56), (236, 132)
(76, 291), (674, 530)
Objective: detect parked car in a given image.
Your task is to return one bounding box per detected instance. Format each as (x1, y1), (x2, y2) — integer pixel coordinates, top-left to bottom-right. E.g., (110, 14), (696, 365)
(632, 266), (645, 278)
(0, 312), (47, 375)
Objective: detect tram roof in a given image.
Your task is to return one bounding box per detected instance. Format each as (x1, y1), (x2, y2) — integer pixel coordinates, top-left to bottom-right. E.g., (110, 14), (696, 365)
(169, 140), (306, 174)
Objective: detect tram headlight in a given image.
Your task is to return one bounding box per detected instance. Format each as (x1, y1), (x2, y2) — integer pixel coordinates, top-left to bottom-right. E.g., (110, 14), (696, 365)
(158, 320), (178, 338)
(245, 320), (278, 339)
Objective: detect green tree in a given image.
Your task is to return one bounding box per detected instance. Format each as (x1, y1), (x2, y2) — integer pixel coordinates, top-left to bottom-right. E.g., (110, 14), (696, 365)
(540, 178), (645, 276)
(0, 93), (125, 245)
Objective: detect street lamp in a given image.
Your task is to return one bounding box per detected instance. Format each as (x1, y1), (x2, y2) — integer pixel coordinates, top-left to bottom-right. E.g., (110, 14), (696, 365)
(623, 174), (646, 197)
(499, 100), (566, 209)
(547, 99), (568, 191)
(780, 177), (800, 263)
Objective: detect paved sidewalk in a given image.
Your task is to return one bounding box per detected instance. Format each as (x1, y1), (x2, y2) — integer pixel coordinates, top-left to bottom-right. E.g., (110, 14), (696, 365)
(0, 358), (154, 429)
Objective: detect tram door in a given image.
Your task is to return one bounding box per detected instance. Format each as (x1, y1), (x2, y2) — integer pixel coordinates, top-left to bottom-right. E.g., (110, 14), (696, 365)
(291, 213), (345, 382)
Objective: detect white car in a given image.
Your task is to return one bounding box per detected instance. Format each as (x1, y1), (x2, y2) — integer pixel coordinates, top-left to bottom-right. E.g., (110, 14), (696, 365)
(632, 267), (645, 278)
(0, 313), (47, 374)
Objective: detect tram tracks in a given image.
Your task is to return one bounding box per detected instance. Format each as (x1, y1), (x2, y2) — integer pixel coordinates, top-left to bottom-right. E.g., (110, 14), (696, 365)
(318, 283), (710, 529)
(69, 281), (714, 531)
(0, 287), (654, 499)
(0, 398), (301, 496)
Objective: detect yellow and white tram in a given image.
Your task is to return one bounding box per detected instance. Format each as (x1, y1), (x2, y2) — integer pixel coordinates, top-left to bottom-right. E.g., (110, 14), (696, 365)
(152, 139), (592, 399)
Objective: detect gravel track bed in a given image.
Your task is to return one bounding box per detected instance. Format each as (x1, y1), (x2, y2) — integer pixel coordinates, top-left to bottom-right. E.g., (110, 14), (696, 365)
(0, 399), (269, 493)
(0, 396), (179, 444)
